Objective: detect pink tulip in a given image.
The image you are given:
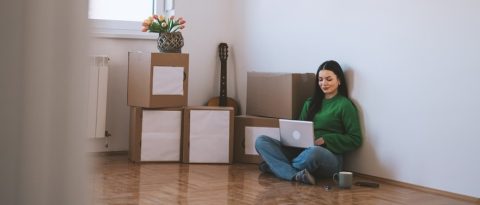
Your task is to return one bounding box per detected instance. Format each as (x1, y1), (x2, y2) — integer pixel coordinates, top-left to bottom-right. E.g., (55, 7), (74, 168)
(153, 15), (158, 20)
(141, 27), (148, 32)
(179, 20), (186, 24)
(170, 15), (175, 20)
(179, 25), (185, 29)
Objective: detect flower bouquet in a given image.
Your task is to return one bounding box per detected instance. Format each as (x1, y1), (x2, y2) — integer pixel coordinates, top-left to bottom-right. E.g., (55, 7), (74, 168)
(142, 15), (186, 33)
(142, 15), (186, 53)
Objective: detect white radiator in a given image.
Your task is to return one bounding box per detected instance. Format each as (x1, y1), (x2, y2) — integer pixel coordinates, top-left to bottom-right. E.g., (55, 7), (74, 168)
(87, 56), (109, 138)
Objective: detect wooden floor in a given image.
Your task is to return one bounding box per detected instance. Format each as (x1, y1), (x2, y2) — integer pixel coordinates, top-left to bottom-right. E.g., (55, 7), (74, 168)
(92, 154), (478, 205)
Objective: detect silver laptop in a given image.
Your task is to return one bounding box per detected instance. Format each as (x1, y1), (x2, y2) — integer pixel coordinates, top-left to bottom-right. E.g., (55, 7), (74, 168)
(279, 119), (315, 148)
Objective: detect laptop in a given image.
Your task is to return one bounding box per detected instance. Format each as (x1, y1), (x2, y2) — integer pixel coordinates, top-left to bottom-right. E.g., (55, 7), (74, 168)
(279, 119), (315, 148)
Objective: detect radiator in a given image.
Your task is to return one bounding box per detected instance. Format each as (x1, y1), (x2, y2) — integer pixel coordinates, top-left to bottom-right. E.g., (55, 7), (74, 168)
(87, 56), (109, 138)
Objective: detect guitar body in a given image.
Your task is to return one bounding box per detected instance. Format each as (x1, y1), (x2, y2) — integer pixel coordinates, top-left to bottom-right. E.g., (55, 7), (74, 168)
(207, 43), (239, 114)
(207, 97), (239, 114)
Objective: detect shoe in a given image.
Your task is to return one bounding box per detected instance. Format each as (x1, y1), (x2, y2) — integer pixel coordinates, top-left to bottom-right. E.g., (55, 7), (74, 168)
(258, 161), (271, 173)
(294, 169), (316, 185)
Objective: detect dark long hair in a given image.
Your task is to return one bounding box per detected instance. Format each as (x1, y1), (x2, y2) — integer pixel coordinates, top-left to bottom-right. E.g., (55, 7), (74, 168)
(306, 60), (350, 121)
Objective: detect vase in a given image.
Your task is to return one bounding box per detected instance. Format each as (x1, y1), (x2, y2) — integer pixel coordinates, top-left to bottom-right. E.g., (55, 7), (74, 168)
(157, 32), (184, 53)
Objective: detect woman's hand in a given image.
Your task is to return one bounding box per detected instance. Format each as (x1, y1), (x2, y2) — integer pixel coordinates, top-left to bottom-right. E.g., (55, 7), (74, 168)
(315, 137), (325, 146)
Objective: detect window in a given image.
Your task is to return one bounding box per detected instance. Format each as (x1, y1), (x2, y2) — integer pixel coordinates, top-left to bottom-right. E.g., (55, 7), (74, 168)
(89, 0), (175, 38)
(89, 0), (156, 22)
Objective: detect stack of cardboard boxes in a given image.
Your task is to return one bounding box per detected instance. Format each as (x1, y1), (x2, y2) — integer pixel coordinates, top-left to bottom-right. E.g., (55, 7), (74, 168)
(128, 52), (234, 164)
(234, 72), (316, 164)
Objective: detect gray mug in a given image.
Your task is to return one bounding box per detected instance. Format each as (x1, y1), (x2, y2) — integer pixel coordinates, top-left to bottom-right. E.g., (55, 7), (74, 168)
(333, 171), (353, 189)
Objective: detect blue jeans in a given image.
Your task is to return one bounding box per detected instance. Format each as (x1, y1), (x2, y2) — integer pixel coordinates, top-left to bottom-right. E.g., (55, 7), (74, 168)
(255, 135), (343, 181)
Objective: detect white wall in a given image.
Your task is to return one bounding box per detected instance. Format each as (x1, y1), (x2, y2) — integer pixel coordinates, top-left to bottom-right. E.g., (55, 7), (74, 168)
(90, 0), (480, 198)
(231, 0), (480, 198)
(89, 0), (236, 152)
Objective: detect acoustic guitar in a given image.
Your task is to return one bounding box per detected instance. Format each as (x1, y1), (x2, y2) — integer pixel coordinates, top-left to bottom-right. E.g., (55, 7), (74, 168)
(207, 43), (239, 114)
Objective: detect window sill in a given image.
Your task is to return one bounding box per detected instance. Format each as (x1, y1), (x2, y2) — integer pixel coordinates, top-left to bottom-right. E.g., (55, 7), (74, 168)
(90, 29), (158, 40)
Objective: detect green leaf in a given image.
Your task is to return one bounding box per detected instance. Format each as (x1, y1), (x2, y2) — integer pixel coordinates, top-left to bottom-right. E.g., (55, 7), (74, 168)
(168, 20), (174, 32)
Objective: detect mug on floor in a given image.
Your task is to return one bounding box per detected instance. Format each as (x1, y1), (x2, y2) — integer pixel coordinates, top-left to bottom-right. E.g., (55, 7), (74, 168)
(333, 171), (353, 189)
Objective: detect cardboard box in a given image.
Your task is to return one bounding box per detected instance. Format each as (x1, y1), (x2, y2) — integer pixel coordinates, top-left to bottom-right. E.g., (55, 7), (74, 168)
(182, 106), (234, 164)
(234, 115), (280, 164)
(128, 52), (189, 108)
(246, 72), (315, 119)
(129, 107), (183, 162)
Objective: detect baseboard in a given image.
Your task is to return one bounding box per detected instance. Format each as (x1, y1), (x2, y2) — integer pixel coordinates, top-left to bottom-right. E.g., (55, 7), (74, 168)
(89, 150), (128, 156)
(355, 173), (480, 204)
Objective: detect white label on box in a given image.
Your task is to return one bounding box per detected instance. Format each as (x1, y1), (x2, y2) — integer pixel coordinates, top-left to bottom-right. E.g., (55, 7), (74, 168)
(189, 110), (230, 163)
(141, 133), (180, 161)
(152, 66), (184, 95)
(141, 110), (182, 161)
(244, 127), (280, 155)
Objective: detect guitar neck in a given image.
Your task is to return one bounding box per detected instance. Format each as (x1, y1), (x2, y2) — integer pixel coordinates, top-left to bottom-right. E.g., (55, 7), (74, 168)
(219, 59), (227, 106)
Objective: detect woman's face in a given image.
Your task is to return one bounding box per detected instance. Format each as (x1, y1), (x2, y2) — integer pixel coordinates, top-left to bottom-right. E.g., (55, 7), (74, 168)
(318, 70), (340, 97)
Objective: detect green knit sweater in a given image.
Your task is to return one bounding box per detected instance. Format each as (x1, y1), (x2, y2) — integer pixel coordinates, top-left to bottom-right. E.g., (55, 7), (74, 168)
(298, 95), (362, 154)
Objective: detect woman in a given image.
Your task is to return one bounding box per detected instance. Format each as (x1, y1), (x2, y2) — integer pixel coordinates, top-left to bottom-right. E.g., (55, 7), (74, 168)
(255, 60), (362, 185)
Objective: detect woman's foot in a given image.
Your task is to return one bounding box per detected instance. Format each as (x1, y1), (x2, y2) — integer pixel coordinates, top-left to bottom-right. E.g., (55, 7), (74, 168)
(258, 161), (272, 173)
(294, 169), (316, 185)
